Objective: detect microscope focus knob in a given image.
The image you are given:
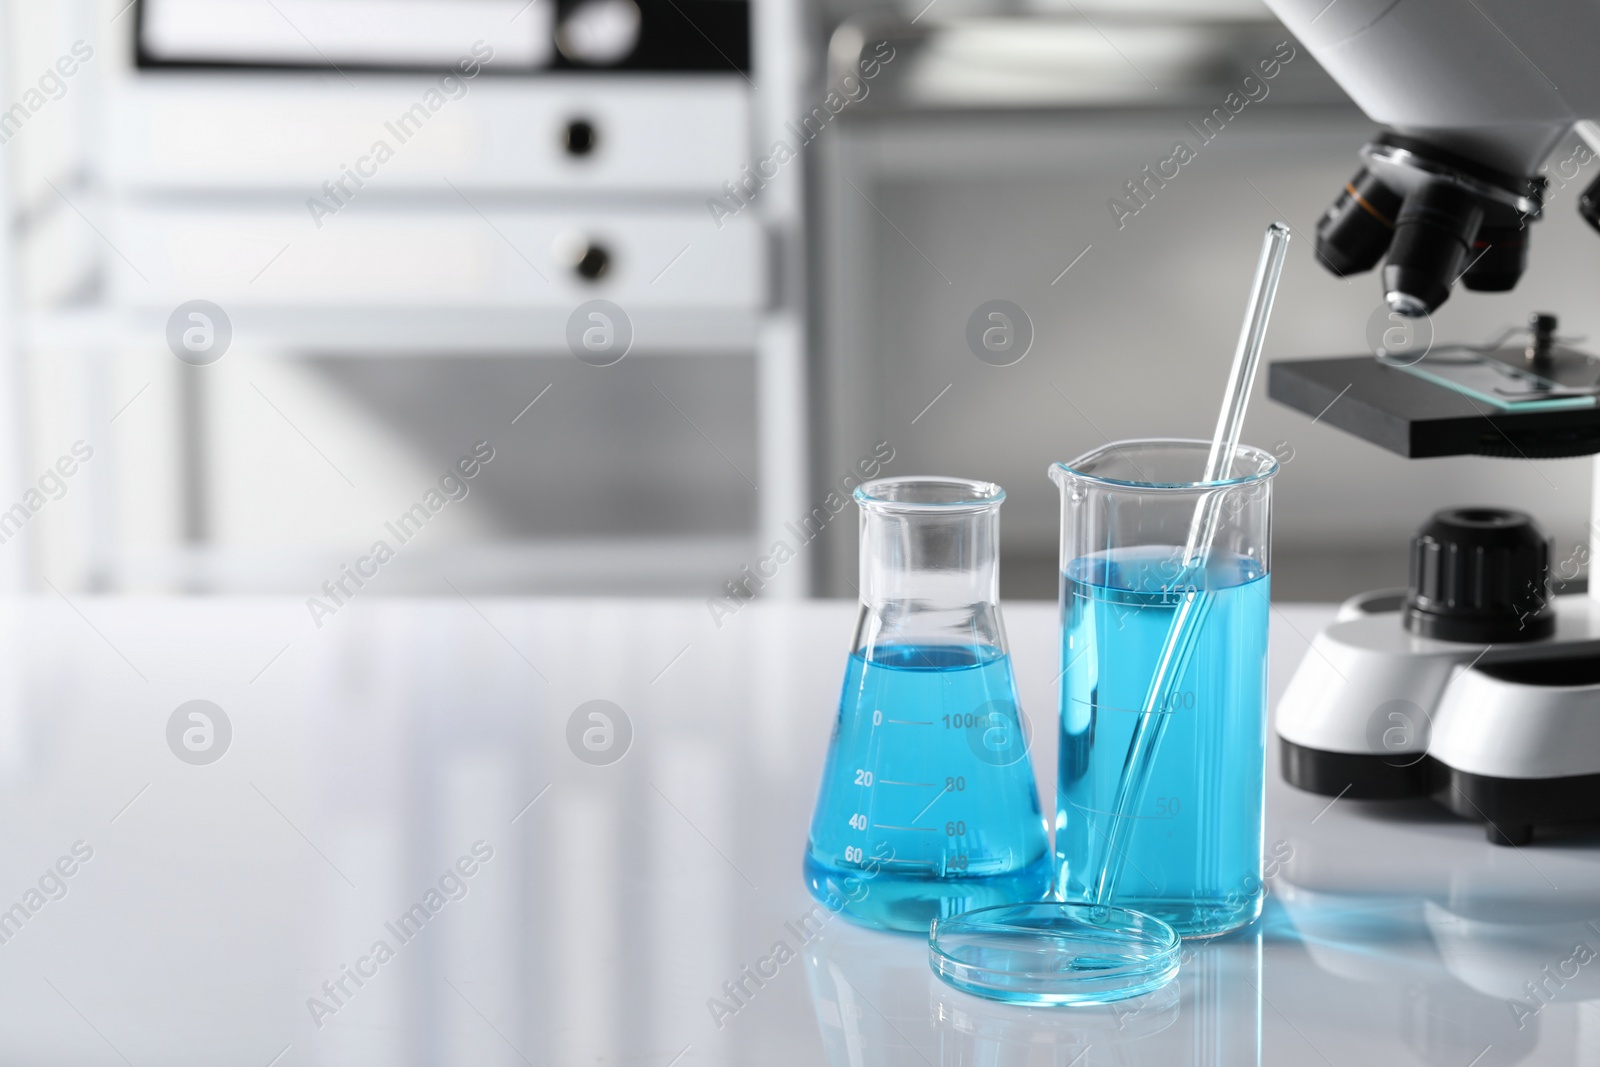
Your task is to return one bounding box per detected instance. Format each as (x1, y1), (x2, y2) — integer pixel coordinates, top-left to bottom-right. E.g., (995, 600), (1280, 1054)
(1403, 507), (1554, 642)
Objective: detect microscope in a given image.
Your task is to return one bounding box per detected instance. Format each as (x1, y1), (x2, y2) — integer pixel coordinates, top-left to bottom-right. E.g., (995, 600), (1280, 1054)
(1260, 0), (1600, 844)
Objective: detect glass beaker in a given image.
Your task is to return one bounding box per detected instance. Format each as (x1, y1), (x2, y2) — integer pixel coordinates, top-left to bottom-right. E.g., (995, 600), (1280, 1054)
(1050, 439), (1277, 938)
(805, 477), (1052, 933)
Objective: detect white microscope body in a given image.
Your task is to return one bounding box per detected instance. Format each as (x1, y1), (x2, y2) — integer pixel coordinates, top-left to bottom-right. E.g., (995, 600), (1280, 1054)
(1261, 0), (1600, 843)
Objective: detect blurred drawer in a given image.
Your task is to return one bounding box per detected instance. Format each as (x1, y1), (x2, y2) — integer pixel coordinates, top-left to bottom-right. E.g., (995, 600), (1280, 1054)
(111, 202), (767, 311)
(111, 76), (750, 194)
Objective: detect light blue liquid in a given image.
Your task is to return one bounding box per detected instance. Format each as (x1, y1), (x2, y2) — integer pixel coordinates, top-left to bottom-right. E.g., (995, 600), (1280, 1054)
(806, 644), (1052, 933)
(1055, 547), (1269, 938)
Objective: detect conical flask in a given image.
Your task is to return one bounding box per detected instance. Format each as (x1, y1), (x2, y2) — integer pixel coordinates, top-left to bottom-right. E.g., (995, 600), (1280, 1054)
(804, 477), (1051, 933)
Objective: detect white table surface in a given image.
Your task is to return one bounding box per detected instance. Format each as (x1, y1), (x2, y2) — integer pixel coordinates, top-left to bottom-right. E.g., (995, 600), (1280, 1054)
(1, 596), (1596, 1066)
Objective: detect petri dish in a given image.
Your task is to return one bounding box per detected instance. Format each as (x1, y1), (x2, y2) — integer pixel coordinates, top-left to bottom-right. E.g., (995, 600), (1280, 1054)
(929, 902), (1180, 1006)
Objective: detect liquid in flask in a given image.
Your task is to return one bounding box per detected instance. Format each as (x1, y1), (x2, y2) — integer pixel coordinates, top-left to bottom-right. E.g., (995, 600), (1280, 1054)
(804, 478), (1051, 933)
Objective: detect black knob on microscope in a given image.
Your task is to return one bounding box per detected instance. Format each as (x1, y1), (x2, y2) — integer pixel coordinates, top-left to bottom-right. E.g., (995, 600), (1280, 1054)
(1403, 507), (1554, 642)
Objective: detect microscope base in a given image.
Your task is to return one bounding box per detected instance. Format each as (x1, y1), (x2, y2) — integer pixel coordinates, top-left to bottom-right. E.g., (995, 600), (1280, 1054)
(1276, 592), (1600, 845)
(1281, 738), (1600, 845)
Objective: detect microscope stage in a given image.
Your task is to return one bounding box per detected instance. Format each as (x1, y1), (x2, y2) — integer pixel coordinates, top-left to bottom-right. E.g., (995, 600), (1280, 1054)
(1268, 355), (1600, 459)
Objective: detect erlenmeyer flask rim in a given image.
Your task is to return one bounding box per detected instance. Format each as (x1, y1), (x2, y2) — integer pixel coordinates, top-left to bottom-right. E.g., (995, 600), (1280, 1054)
(855, 476), (1005, 514)
(1049, 437), (1278, 494)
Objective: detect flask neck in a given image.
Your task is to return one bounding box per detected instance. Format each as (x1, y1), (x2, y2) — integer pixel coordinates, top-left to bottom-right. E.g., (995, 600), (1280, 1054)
(854, 501), (1006, 655)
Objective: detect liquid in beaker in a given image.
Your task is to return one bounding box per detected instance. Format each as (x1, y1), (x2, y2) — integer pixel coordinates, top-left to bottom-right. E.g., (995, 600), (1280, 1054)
(1052, 442), (1276, 938)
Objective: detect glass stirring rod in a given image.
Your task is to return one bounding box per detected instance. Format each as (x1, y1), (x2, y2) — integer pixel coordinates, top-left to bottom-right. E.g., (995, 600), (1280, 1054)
(1090, 222), (1292, 909)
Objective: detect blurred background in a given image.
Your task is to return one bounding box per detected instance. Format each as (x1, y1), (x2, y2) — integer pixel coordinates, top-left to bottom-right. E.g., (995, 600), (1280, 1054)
(3, 0), (1597, 604)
